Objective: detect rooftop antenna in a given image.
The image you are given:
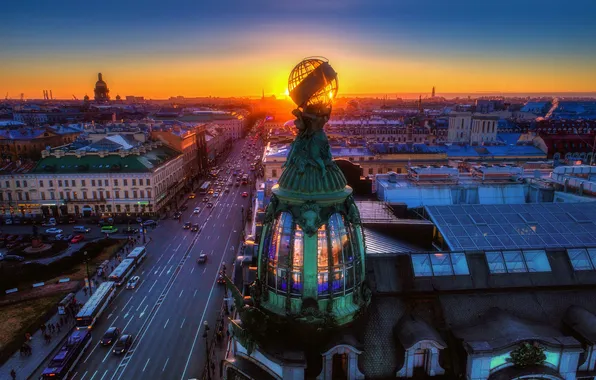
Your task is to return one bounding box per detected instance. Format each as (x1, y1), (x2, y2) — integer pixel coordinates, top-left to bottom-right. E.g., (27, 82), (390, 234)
(50, 90), (53, 100)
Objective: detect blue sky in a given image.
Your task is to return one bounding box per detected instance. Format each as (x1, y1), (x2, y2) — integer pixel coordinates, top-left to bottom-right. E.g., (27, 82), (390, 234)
(1, 0), (595, 98)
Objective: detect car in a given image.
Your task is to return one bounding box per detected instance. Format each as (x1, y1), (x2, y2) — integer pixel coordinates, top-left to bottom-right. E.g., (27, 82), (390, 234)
(101, 226), (119, 234)
(71, 234), (84, 244)
(207, 202), (213, 208)
(73, 226), (91, 233)
(173, 212), (182, 220)
(202, 197), (209, 203)
(225, 187), (230, 193)
(193, 207), (200, 214)
(136, 217), (143, 223)
(3, 254), (24, 262)
(112, 334), (133, 355)
(45, 228), (63, 234)
(217, 271), (226, 284)
(241, 192), (249, 197)
(208, 189), (214, 195)
(4, 218), (13, 225)
(67, 216), (76, 224)
(235, 182), (240, 187)
(142, 220), (156, 227)
(191, 223), (199, 232)
(98, 218), (114, 227)
(41, 220), (55, 227)
(188, 193), (196, 199)
(101, 327), (121, 346)
(213, 192), (219, 198)
(123, 227), (139, 235)
(179, 205), (188, 211)
(197, 253), (207, 264)
(184, 221), (191, 229)
(126, 276), (140, 289)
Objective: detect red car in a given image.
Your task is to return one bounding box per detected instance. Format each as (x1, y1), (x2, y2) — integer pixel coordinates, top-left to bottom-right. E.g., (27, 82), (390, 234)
(71, 234), (84, 244)
(241, 192), (248, 197)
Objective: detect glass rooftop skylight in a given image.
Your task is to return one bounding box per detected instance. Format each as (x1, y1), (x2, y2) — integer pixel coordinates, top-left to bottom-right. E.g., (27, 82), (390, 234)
(412, 252), (470, 277)
(484, 249), (551, 274)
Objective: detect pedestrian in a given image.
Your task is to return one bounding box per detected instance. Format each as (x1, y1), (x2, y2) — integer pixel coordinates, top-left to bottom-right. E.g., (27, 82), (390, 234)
(40, 323), (46, 334)
(83, 287), (88, 296)
(10, 369), (16, 380)
(56, 324), (61, 333)
(25, 332), (31, 341)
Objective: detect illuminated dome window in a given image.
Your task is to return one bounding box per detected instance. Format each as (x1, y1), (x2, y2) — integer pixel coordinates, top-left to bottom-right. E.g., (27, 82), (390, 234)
(267, 212), (303, 295)
(317, 213), (359, 297)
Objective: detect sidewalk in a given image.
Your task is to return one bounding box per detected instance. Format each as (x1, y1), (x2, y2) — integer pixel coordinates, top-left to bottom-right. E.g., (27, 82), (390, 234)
(0, 241), (134, 380)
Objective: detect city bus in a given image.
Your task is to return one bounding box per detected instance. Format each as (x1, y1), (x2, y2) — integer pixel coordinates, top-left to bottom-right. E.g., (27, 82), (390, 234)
(108, 258), (136, 286)
(41, 329), (92, 379)
(127, 246), (147, 264)
(198, 181), (212, 195)
(75, 281), (116, 330)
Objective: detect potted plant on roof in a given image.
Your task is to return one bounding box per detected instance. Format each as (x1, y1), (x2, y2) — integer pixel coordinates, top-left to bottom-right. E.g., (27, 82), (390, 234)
(507, 341), (546, 368)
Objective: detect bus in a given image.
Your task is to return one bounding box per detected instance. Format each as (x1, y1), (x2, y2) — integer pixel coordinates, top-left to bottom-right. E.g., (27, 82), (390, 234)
(108, 258), (136, 286)
(127, 246), (147, 264)
(199, 181), (212, 195)
(75, 281), (116, 329)
(41, 330), (92, 379)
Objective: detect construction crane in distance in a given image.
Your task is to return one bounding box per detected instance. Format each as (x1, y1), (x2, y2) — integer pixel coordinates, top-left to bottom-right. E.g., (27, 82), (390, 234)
(72, 95), (78, 100)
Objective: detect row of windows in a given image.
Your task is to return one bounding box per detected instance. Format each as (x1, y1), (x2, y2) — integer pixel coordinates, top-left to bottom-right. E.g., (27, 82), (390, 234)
(567, 248), (596, 271)
(412, 253), (470, 277)
(75, 203), (153, 213)
(0, 189), (152, 202)
(1, 178), (152, 189)
(265, 212), (362, 297)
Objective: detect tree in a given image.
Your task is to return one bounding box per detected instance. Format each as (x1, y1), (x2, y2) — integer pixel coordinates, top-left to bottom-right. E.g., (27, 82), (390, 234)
(508, 342), (546, 368)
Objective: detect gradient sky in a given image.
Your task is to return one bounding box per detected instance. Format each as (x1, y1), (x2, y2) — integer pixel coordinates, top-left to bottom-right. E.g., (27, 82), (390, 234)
(1, 0), (595, 99)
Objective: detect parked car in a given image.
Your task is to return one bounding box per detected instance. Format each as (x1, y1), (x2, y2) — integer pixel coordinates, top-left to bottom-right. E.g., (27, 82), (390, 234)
(126, 276), (141, 289)
(142, 220), (156, 227)
(112, 334), (133, 355)
(184, 222), (191, 230)
(45, 228), (63, 235)
(101, 327), (121, 346)
(73, 226), (91, 233)
(191, 224), (199, 232)
(71, 234), (85, 244)
(101, 226), (118, 234)
(122, 227), (139, 235)
(4, 218), (13, 225)
(98, 218), (114, 227)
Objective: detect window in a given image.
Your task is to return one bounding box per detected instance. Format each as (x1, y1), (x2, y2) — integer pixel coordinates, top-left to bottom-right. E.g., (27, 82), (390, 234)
(83, 191), (87, 199)
(124, 191), (129, 199)
(140, 190), (144, 198)
(92, 191), (97, 199)
(25, 193), (30, 201)
(99, 191), (103, 199)
(115, 191), (120, 199)
(17, 193), (23, 201)
(50, 192), (55, 200)
(5, 181), (9, 188)
(147, 190), (152, 198)
(59, 192), (64, 200)
(147, 179), (150, 186)
(124, 179), (128, 186)
(132, 179), (136, 186)
(16, 181), (20, 188)
(139, 179), (143, 186)
(81, 180), (86, 187)
(567, 248), (596, 271)
(267, 212), (293, 293)
(272, 169), (277, 178)
(39, 180), (44, 187)
(41, 192), (46, 200)
(49, 180), (53, 187)
(104, 180), (108, 186)
(58, 180), (63, 187)
(91, 180), (95, 186)
(71, 180), (76, 187)
(114, 179), (119, 186)
(412, 253), (470, 276)
(73, 192), (78, 200)
(133, 191), (137, 198)
(105, 191), (110, 199)
(485, 250), (551, 274)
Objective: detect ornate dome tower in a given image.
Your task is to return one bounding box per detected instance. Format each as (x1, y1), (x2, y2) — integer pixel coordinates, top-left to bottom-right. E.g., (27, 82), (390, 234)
(256, 58), (369, 326)
(94, 73), (110, 102)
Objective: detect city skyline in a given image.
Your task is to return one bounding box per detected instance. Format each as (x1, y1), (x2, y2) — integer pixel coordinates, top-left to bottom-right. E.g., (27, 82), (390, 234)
(2, 0), (596, 99)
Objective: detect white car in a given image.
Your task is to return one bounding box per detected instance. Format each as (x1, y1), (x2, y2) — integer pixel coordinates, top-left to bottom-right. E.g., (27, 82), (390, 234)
(213, 192), (219, 198)
(126, 276), (141, 289)
(45, 228), (63, 234)
(193, 207), (200, 214)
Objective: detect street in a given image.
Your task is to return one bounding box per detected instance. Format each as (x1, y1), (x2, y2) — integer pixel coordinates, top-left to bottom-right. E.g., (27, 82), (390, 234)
(31, 138), (256, 380)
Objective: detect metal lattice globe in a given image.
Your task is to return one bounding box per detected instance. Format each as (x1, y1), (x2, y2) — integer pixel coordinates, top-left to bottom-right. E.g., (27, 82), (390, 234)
(288, 57), (338, 110)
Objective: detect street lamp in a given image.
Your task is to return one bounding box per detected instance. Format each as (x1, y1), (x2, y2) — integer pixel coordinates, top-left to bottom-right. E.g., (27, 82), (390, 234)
(84, 250), (93, 296)
(203, 321), (212, 380)
(140, 222), (146, 244)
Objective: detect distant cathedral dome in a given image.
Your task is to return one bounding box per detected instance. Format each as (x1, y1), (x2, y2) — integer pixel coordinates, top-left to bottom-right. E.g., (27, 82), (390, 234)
(94, 73), (110, 102)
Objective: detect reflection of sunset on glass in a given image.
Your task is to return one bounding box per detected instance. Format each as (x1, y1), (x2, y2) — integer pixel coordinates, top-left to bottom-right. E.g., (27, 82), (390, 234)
(1, 0), (595, 99)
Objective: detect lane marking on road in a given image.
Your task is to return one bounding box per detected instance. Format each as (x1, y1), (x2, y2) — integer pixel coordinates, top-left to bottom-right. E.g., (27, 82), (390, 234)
(167, 265), (173, 275)
(107, 313), (113, 319)
(122, 310), (136, 331)
(153, 266), (160, 275)
(159, 265), (167, 277)
(180, 220), (237, 380)
(194, 289), (198, 297)
(136, 296), (147, 311)
(162, 357), (169, 372)
(210, 249), (214, 256)
(142, 358), (150, 372)
(83, 341), (101, 363)
(183, 235), (187, 240)
(100, 369), (109, 380)
(202, 267), (207, 274)
(175, 243), (181, 251)
(167, 253), (175, 265)
(80, 371), (88, 380)
(122, 296), (133, 310)
(164, 318), (169, 329)
(90, 370), (99, 380)
(134, 280), (145, 293)
(180, 318), (186, 328)
(111, 316), (119, 325)
(179, 289), (184, 298)
(139, 304), (148, 318)
(141, 270), (145, 275)
(190, 266), (195, 274)
(148, 279), (158, 293)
